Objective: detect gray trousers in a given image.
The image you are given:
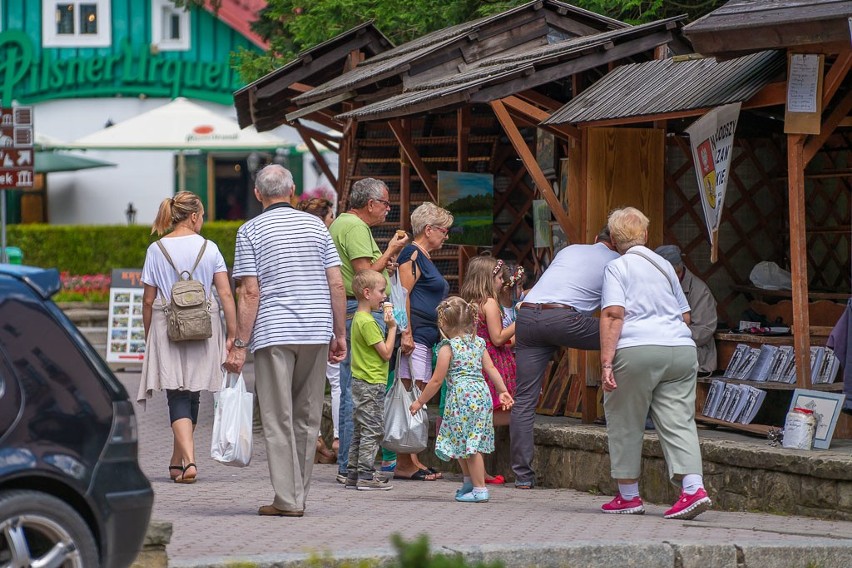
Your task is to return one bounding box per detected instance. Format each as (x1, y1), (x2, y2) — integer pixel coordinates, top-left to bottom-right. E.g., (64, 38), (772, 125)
(604, 345), (702, 482)
(254, 343), (328, 512)
(510, 306), (601, 483)
(347, 379), (386, 480)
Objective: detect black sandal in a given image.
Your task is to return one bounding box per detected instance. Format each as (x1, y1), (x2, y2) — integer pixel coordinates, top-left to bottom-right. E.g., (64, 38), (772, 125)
(168, 465), (184, 481)
(174, 463), (197, 484)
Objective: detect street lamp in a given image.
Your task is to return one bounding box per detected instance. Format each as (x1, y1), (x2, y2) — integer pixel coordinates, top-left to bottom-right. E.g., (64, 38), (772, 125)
(125, 202), (137, 225)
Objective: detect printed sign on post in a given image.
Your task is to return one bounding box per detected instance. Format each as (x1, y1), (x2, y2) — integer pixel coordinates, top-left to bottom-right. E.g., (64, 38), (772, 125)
(0, 106), (34, 189)
(107, 268), (146, 363)
(685, 102), (741, 263)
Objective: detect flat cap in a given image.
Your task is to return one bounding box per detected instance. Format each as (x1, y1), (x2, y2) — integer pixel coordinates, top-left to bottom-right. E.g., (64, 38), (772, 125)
(655, 245), (683, 267)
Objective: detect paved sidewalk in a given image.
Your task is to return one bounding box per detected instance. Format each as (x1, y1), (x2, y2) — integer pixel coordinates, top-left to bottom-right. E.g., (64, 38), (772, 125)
(125, 367), (852, 567)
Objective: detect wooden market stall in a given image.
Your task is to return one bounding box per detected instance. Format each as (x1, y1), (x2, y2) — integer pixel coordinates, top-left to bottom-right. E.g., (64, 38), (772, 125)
(545, 0), (852, 435)
(235, 1), (690, 296)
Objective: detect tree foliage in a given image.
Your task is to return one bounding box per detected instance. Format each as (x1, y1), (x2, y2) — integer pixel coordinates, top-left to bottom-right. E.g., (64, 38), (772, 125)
(176, 0), (724, 82)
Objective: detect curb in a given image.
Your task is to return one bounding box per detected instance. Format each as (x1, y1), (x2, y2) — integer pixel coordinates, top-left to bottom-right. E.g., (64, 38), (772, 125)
(170, 539), (852, 568)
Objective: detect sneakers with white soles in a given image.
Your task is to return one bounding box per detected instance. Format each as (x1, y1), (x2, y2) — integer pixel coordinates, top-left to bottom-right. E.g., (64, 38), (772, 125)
(601, 493), (645, 515)
(664, 488), (712, 520)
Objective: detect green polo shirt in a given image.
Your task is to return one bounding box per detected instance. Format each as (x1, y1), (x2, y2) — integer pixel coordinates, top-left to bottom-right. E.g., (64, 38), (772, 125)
(329, 212), (390, 296)
(351, 310), (389, 384)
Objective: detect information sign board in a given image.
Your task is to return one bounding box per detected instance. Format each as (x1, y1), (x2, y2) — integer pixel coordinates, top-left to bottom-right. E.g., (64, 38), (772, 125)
(0, 106), (34, 189)
(107, 268), (146, 363)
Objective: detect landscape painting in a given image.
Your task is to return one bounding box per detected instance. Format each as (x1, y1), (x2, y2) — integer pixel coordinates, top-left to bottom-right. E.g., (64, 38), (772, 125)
(437, 171), (494, 246)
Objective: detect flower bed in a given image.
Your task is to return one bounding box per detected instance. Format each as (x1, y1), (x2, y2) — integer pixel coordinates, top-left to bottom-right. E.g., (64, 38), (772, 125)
(54, 272), (111, 303)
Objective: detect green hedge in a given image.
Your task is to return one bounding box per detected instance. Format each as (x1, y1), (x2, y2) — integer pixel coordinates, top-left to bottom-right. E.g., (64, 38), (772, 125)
(6, 222), (241, 274)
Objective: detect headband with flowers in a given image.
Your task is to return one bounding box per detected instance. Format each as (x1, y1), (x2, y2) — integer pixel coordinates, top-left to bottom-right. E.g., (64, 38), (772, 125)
(491, 259), (505, 276)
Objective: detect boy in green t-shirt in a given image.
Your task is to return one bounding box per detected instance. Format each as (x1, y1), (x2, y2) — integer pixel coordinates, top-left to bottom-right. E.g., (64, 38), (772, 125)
(346, 269), (397, 491)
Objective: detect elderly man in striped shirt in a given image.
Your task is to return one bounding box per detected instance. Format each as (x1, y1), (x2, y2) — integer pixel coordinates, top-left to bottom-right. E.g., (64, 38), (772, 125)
(225, 164), (347, 518)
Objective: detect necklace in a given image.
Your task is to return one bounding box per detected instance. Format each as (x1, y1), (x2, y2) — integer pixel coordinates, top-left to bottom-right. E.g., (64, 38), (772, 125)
(412, 240), (431, 259)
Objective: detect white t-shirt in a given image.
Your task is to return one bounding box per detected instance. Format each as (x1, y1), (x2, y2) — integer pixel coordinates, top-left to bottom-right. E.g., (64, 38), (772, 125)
(523, 242), (620, 315)
(601, 245), (694, 350)
(141, 234), (227, 301)
(232, 203), (341, 350)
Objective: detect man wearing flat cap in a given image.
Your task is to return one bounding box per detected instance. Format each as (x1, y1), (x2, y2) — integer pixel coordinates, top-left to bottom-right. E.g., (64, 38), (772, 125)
(655, 245), (718, 377)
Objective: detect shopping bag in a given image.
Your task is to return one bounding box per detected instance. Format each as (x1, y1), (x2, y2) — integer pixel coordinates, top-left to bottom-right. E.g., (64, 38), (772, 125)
(389, 272), (409, 332)
(382, 352), (428, 454)
(211, 371), (254, 467)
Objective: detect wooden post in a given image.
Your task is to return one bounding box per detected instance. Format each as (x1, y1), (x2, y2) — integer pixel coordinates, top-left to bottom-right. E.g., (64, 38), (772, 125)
(400, 127), (411, 232)
(787, 133), (811, 387)
(457, 107), (470, 172)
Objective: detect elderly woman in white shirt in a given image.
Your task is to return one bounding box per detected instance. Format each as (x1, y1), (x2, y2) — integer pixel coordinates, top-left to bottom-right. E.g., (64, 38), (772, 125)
(598, 207), (711, 520)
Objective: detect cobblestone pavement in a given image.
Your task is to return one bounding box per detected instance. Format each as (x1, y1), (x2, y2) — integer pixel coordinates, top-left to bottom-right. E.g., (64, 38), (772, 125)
(123, 366), (852, 567)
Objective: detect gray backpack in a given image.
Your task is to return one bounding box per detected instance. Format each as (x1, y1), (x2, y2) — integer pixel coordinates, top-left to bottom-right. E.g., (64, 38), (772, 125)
(156, 240), (213, 342)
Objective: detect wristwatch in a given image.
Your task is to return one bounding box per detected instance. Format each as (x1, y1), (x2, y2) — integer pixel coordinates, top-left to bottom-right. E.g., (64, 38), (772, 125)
(233, 338), (248, 349)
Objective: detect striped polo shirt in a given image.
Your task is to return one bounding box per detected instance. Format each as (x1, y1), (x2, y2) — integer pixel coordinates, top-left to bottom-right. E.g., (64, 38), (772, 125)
(232, 202), (341, 351)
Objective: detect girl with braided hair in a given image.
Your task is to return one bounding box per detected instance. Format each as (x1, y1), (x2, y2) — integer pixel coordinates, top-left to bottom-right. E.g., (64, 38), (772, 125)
(409, 297), (513, 503)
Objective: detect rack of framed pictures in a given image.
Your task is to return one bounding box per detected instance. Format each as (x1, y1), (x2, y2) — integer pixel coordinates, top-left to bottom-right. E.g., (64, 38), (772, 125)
(697, 332), (843, 435)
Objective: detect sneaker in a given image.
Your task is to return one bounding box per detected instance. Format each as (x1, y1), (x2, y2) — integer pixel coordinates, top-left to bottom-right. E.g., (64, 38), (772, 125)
(344, 476), (358, 490)
(356, 477), (393, 491)
(335, 473), (348, 484)
(456, 490), (489, 503)
(601, 493), (645, 515)
(664, 488), (712, 520)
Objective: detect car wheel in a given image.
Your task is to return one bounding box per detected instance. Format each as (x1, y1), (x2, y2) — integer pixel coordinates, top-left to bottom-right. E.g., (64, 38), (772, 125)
(0, 489), (98, 568)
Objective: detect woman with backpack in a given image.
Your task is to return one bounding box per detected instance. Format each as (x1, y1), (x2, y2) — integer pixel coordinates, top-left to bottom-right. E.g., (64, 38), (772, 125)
(137, 191), (237, 484)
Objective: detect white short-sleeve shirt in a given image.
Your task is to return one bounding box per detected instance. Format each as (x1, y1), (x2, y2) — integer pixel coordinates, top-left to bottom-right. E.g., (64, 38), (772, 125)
(232, 203), (341, 350)
(601, 245), (694, 350)
(141, 234), (227, 300)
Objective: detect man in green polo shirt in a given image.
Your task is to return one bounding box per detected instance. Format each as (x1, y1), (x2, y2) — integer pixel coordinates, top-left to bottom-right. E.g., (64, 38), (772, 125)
(329, 178), (408, 482)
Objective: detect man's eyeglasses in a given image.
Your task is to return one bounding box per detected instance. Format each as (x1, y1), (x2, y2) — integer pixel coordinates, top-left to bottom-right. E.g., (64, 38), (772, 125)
(372, 198), (391, 209)
(428, 224), (449, 235)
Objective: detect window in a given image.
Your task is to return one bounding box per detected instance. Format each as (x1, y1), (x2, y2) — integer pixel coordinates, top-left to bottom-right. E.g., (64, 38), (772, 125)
(151, 0), (190, 51)
(42, 0), (111, 47)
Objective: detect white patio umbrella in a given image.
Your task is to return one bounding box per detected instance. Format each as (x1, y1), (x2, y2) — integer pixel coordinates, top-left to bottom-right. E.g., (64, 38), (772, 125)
(59, 97), (292, 191)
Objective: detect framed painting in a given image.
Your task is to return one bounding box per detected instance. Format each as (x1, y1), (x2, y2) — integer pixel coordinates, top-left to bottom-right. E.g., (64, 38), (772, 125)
(536, 129), (556, 178)
(437, 171), (494, 246)
(533, 199), (551, 248)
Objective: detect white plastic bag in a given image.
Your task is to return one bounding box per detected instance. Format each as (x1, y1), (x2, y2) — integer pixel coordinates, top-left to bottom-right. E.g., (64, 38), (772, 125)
(382, 352), (428, 454)
(211, 371), (254, 467)
(389, 272), (409, 332)
(750, 261), (792, 290)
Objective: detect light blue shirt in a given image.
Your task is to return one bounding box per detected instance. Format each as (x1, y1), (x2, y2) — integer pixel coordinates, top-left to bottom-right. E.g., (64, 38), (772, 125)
(524, 242), (620, 315)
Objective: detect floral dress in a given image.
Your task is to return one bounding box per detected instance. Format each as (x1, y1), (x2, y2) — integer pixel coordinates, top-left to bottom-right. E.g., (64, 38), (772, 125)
(476, 314), (517, 408)
(434, 336), (495, 461)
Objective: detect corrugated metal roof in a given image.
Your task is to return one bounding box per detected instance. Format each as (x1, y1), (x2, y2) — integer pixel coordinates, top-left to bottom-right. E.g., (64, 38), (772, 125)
(338, 18), (683, 121)
(544, 50), (784, 126)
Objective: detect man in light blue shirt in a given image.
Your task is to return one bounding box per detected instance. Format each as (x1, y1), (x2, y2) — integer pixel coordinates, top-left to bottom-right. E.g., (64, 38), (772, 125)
(510, 226), (619, 488)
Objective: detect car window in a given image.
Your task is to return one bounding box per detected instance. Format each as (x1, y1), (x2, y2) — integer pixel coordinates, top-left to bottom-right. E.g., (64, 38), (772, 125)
(0, 349), (22, 437)
(0, 299), (113, 429)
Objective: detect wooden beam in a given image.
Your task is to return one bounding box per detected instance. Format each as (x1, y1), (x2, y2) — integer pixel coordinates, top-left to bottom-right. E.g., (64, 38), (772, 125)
(293, 121), (338, 189)
(821, 50), (852, 107)
(289, 122), (342, 145)
(285, 92), (355, 122)
(457, 107), (470, 172)
(490, 99), (577, 244)
(787, 134), (811, 387)
(803, 88), (852, 166)
(517, 90), (564, 112)
(502, 95), (581, 140)
(387, 118), (437, 201)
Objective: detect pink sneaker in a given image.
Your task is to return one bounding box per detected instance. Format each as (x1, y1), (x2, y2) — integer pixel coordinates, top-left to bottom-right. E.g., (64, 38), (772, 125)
(664, 488), (712, 520)
(601, 493), (645, 514)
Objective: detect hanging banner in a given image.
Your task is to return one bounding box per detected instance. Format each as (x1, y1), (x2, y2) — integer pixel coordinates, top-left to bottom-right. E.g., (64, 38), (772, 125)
(685, 102), (741, 262)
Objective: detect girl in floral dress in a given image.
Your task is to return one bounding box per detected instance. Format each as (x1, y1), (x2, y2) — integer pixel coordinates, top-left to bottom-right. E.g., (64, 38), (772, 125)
(410, 297), (513, 503)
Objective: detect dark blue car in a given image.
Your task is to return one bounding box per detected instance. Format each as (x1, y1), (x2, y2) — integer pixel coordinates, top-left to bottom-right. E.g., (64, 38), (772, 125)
(0, 265), (153, 567)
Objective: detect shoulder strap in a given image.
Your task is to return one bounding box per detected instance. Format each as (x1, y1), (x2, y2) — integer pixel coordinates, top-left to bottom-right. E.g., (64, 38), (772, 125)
(187, 240), (208, 279)
(156, 240), (180, 277)
(626, 249), (678, 298)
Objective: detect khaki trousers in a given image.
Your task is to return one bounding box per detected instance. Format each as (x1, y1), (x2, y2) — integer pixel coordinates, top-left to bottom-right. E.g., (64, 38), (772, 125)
(603, 345), (702, 483)
(254, 343), (329, 512)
